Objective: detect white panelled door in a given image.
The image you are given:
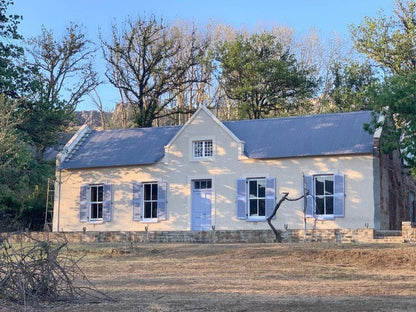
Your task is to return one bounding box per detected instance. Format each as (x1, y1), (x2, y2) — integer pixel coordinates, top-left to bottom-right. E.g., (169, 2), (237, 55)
(191, 180), (212, 231)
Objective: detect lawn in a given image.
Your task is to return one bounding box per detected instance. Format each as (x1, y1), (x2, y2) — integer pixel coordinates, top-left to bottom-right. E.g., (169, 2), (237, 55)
(3, 242), (416, 311)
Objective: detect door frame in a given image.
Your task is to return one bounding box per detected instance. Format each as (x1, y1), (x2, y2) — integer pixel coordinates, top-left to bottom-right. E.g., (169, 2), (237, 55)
(191, 178), (213, 231)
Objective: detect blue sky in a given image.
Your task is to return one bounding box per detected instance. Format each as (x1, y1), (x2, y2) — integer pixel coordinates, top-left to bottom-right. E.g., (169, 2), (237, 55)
(13, 0), (395, 111)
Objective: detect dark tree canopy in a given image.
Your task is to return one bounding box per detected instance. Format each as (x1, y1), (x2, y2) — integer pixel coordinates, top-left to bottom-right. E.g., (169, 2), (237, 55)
(324, 60), (377, 112)
(351, 0), (416, 176)
(215, 32), (318, 119)
(0, 2), (99, 230)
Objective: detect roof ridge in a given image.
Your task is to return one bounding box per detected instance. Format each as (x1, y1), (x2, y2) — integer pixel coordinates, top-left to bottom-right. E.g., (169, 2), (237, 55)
(222, 110), (372, 125)
(95, 124), (183, 133)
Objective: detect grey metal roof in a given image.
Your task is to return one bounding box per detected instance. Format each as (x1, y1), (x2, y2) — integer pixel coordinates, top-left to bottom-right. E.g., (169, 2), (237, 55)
(223, 110), (374, 159)
(60, 126), (181, 169)
(60, 111), (374, 169)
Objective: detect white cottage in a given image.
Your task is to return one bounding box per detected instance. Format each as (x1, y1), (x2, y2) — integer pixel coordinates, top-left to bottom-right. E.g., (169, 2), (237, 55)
(53, 106), (415, 232)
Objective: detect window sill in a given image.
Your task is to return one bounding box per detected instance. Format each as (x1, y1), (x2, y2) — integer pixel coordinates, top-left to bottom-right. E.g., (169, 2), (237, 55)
(315, 215), (335, 220)
(140, 218), (159, 223)
(87, 220), (104, 224)
(191, 157), (214, 162)
(246, 217), (267, 222)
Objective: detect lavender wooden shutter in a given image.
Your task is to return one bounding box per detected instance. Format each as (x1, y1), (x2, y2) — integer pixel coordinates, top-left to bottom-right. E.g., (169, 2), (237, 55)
(265, 178), (276, 219)
(79, 185), (88, 222)
(132, 182), (142, 221)
(333, 174), (345, 217)
(157, 182), (167, 221)
(304, 175), (314, 218)
(102, 184), (112, 222)
(236, 179), (247, 219)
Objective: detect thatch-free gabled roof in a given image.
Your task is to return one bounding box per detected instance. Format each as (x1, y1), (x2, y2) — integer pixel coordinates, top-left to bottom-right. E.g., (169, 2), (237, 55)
(59, 110), (375, 170)
(223, 110), (374, 159)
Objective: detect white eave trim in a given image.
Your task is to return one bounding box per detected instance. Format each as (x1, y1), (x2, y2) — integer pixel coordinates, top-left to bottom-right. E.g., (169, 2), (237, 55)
(373, 114), (384, 140)
(56, 124), (91, 168)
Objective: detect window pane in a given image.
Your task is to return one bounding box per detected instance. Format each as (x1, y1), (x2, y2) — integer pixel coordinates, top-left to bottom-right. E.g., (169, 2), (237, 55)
(258, 180), (265, 198)
(151, 183), (158, 200)
(325, 177), (334, 195)
(326, 197), (334, 215)
(259, 199), (266, 216)
(97, 203), (103, 219)
(204, 140), (213, 156)
(144, 184), (151, 200)
(91, 187), (97, 202)
(91, 203), (98, 219)
(97, 186), (103, 201)
(316, 197), (324, 215)
(144, 202), (152, 218)
(201, 180), (207, 189)
(249, 199), (258, 216)
(315, 177), (324, 195)
(194, 181), (200, 189)
(152, 202), (158, 218)
(207, 180), (212, 189)
(249, 180), (257, 198)
(194, 141), (203, 157)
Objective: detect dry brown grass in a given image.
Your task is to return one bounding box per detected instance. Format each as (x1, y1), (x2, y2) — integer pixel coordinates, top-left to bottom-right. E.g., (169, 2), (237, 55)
(3, 243), (416, 311)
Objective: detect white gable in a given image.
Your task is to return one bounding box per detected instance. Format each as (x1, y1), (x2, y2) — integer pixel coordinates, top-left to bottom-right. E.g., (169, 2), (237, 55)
(166, 106), (244, 148)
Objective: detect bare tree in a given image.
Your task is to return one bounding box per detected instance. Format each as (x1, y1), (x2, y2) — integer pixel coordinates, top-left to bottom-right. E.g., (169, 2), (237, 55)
(26, 23), (100, 111)
(266, 192), (307, 242)
(101, 16), (209, 127)
(89, 89), (107, 129)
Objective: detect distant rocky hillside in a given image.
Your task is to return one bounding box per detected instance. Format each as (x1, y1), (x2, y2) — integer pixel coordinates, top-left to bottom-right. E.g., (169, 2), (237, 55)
(74, 110), (107, 128)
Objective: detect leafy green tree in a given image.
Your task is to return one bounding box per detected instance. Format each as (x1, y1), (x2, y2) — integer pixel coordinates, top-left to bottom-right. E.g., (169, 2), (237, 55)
(351, 0), (416, 74)
(351, 0), (416, 175)
(0, 2), (87, 230)
(0, 0), (35, 98)
(323, 60), (377, 112)
(365, 73), (416, 176)
(215, 32), (317, 119)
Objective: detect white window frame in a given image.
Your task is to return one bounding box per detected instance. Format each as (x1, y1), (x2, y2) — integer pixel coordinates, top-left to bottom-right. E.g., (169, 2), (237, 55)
(247, 178), (266, 220)
(142, 182), (158, 221)
(313, 174), (334, 217)
(192, 140), (213, 159)
(89, 184), (104, 221)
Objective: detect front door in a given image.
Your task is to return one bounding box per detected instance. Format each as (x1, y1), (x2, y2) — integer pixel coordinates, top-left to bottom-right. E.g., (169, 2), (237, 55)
(191, 179), (212, 231)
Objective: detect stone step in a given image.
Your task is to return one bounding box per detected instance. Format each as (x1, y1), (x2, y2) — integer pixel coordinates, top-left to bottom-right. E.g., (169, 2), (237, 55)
(372, 237), (405, 243)
(374, 230), (402, 238)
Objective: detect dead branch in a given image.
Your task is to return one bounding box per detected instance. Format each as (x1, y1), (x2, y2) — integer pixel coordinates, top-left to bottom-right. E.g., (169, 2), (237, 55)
(0, 234), (114, 308)
(266, 192), (307, 242)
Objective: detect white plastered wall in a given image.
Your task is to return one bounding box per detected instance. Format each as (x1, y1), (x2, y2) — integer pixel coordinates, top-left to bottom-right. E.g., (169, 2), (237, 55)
(53, 108), (375, 232)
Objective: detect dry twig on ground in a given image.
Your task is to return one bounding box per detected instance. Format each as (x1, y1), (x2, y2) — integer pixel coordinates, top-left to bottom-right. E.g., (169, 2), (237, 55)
(0, 235), (114, 308)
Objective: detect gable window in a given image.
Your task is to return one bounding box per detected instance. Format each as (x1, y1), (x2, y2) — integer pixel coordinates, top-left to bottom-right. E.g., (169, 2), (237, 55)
(236, 177), (276, 221)
(304, 174), (344, 219)
(79, 184), (112, 223)
(132, 181), (167, 222)
(193, 140), (213, 158)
